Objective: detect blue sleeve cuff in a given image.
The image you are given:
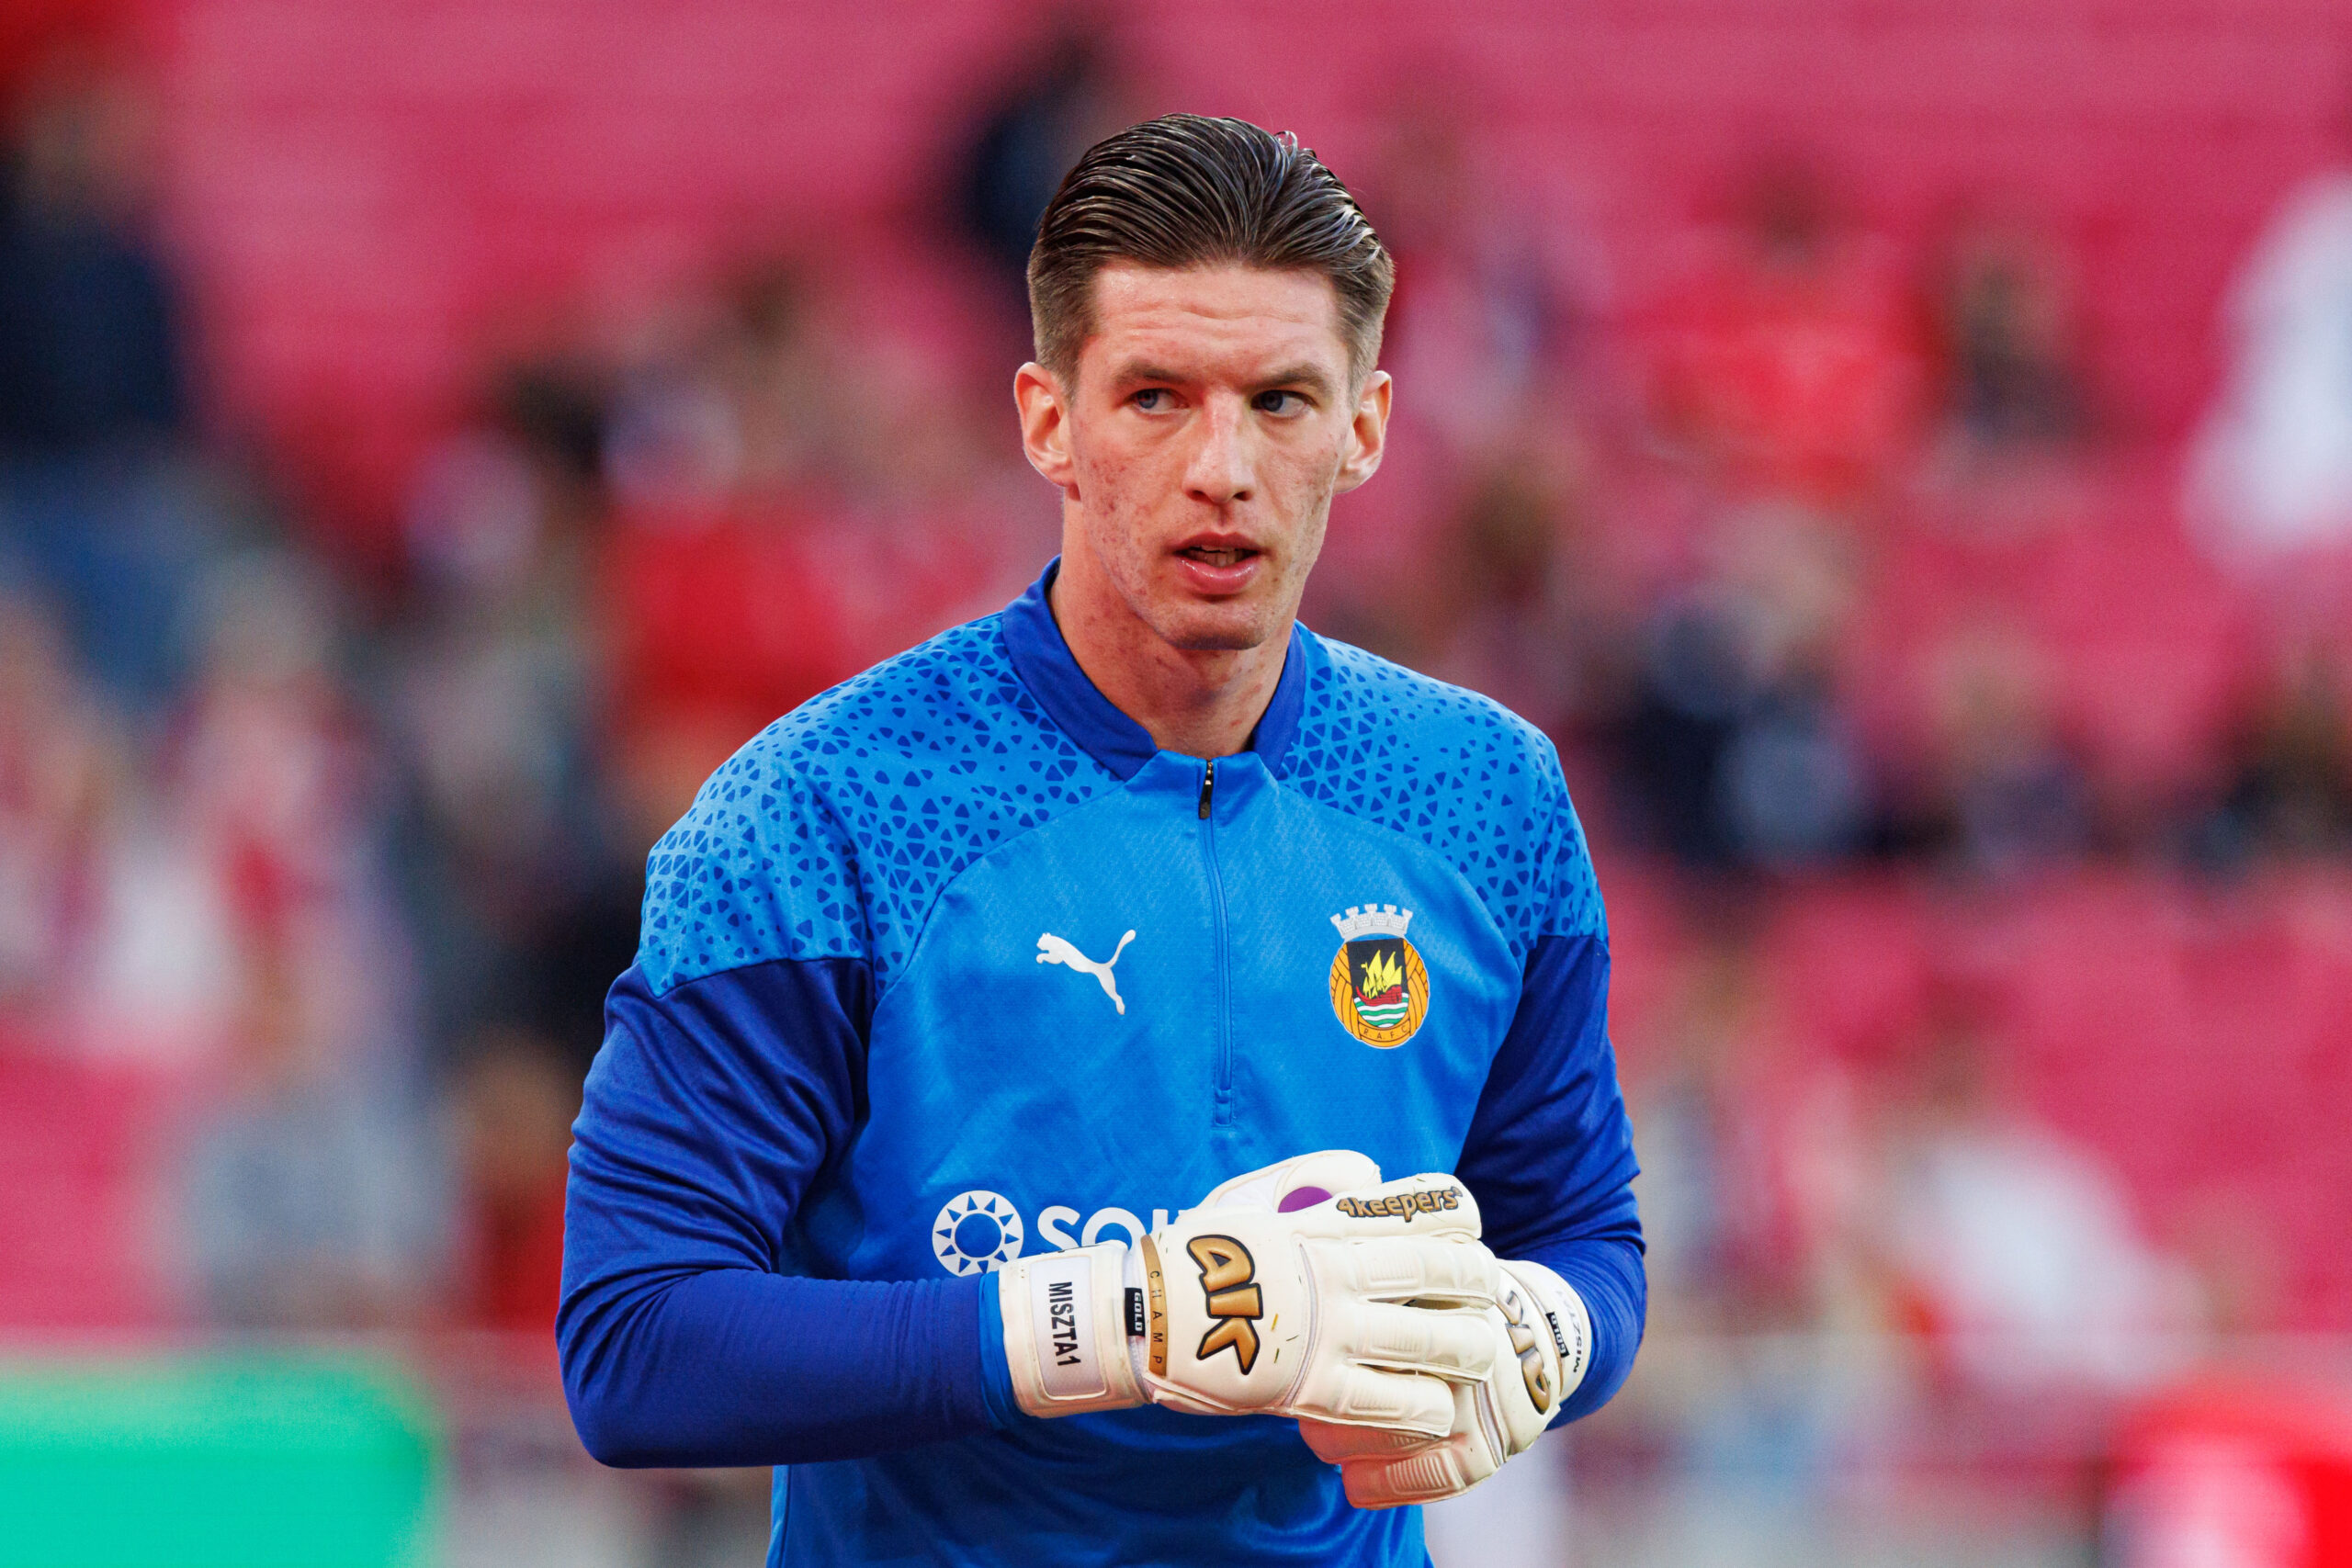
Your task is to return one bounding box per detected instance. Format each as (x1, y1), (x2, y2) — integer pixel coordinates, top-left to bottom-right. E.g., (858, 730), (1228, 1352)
(1540, 1233), (1647, 1423)
(975, 1269), (1020, 1430)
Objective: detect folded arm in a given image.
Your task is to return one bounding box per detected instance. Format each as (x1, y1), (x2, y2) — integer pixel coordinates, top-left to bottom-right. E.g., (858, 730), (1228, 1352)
(558, 959), (1018, 1468)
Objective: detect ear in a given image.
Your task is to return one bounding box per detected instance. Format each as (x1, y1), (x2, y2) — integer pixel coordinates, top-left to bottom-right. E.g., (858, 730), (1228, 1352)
(1333, 369), (1392, 495)
(1015, 362), (1079, 494)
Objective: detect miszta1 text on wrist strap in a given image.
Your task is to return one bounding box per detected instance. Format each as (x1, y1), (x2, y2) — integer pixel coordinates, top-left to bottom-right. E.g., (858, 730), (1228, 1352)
(1001, 1242), (1147, 1416)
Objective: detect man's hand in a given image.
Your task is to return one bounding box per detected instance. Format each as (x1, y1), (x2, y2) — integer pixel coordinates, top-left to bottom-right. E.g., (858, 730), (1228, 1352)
(1000, 1151), (1498, 1437)
(1298, 1257), (1592, 1508)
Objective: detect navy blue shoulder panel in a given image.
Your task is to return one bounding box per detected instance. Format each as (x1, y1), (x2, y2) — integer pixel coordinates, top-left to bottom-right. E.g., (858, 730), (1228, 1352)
(1277, 631), (1605, 962)
(639, 615), (1119, 995)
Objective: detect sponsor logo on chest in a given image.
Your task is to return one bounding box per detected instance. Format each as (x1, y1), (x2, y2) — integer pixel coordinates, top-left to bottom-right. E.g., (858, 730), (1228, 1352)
(933, 1190), (1170, 1276)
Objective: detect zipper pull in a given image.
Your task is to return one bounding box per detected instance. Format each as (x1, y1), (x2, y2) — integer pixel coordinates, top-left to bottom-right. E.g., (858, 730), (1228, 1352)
(1198, 759), (1216, 819)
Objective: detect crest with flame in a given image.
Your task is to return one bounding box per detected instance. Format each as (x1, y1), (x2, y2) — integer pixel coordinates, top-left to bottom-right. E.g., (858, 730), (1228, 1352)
(1326, 905), (1430, 1048)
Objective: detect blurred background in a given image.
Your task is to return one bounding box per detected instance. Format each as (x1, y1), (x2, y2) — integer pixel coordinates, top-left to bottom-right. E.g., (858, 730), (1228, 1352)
(2, 0), (2350, 1563)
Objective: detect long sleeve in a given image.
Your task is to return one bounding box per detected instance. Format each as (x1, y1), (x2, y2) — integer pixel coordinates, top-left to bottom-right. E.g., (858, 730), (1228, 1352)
(558, 959), (1018, 1467)
(1455, 922), (1646, 1424)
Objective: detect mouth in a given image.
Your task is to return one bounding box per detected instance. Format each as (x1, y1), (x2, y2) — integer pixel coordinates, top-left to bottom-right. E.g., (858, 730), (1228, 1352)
(1171, 539), (1266, 596)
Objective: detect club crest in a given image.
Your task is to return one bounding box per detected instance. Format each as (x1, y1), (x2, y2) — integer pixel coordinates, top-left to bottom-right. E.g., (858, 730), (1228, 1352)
(1327, 905), (1430, 1047)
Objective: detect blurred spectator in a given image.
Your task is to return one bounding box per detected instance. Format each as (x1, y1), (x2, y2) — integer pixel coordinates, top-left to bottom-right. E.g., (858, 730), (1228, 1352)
(703, 265), (831, 500)
(2198, 640), (2352, 865)
(0, 53), (180, 454)
(1879, 1004), (2199, 1396)
(1372, 99), (1599, 459)
(0, 54), (228, 712)
(1614, 511), (1870, 871)
(69, 550), (400, 1065)
(1917, 619), (2093, 875)
(600, 497), (854, 844)
(1417, 441), (1623, 738)
(602, 252), (1013, 515)
(408, 363), (605, 595)
(1614, 587), (1751, 867)
(178, 1022), (446, 1329)
(2187, 153), (2352, 568)
(1925, 206), (2088, 457)
(173, 553), (396, 1046)
(600, 262), (930, 514)
(168, 551), (444, 1328)
(956, 22), (1124, 299)
(393, 367), (632, 1067)
(1716, 684), (1869, 871)
(1314, 94), (1608, 648)
(1628, 933), (1758, 1327)
(601, 295), (752, 512)
(0, 588), (120, 1015)
(592, 256), (1049, 855)
(1631, 923), (1883, 1335)
(451, 1027), (579, 1335)
(1650, 155), (1925, 508)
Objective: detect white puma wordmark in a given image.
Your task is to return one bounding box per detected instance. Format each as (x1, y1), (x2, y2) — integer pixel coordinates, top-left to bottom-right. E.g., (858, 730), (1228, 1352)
(1035, 931), (1136, 1015)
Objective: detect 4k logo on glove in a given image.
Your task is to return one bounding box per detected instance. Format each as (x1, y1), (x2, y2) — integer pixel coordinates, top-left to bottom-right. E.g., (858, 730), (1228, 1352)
(1187, 1235), (1263, 1374)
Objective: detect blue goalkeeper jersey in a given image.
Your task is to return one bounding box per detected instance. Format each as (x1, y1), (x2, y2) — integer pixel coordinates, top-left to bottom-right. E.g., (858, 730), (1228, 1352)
(560, 560), (1644, 1567)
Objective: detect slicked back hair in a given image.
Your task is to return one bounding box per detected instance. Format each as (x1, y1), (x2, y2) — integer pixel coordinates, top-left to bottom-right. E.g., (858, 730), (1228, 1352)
(1027, 114), (1394, 388)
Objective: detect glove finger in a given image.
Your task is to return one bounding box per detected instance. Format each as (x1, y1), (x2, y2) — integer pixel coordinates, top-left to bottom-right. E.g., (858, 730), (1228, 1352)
(1152, 1387), (1239, 1418)
(1309, 1176), (1484, 1239)
(1315, 1235), (1498, 1306)
(1341, 1300), (1497, 1381)
(1340, 1441), (1494, 1509)
(1201, 1150), (1384, 1212)
(1298, 1416), (1433, 1463)
(1309, 1366), (1455, 1438)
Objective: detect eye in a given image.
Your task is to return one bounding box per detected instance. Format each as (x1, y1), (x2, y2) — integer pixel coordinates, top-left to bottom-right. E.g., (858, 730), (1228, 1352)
(1131, 388), (1171, 412)
(1254, 389), (1309, 415)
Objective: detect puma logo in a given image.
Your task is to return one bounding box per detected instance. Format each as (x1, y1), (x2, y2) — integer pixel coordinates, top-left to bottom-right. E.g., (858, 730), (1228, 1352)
(1035, 931), (1136, 1015)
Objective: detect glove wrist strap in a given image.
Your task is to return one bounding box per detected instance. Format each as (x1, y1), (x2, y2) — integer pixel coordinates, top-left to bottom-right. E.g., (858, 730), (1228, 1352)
(1501, 1258), (1593, 1418)
(1000, 1243), (1148, 1418)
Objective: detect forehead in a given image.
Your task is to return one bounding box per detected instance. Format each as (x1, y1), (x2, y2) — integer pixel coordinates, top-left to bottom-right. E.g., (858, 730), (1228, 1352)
(1080, 262), (1349, 381)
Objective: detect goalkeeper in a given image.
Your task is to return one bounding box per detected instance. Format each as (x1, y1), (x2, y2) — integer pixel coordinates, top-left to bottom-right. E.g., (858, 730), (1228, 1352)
(560, 114), (1644, 1566)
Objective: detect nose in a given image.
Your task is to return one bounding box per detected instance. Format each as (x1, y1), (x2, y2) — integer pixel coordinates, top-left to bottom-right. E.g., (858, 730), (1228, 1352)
(1182, 397), (1256, 508)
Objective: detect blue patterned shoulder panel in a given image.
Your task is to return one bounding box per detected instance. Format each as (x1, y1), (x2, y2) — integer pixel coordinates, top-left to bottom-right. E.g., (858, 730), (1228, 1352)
(638, 615), (1600, 997)
(1281, 635), (1604, 958)
(639, 615), (1117, 995)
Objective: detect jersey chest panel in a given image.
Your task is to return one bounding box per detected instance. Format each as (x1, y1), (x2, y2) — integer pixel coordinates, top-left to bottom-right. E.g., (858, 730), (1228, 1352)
(798, 750), (1521, 1285)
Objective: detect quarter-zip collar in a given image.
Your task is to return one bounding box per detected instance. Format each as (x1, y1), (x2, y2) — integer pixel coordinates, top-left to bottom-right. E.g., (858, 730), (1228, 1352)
(1000, 558), (1310, 782)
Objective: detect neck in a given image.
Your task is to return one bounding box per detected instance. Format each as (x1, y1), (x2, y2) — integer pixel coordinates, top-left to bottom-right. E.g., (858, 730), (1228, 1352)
(1047, 554), (1290, 761)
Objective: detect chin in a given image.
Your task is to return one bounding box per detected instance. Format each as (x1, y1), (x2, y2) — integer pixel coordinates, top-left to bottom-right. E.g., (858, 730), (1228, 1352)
(1153, 600), (1279, 654)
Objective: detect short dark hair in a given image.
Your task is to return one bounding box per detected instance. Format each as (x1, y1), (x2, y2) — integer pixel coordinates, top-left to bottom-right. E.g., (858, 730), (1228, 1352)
(1027, 114), (1393, 385)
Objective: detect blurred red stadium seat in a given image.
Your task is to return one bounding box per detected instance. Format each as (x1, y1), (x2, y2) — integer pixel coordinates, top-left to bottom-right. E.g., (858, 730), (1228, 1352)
(154, 0), (2349, 550)
(1757, 875), (1936, 1065)
(0, 1053), (169, 1330)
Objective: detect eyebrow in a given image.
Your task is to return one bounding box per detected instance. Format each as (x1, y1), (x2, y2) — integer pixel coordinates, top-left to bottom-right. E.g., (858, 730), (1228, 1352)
(1111, 363), (1189, 389)
(1111, 361), (1340, 398)
(1259, 363), (1339, 398)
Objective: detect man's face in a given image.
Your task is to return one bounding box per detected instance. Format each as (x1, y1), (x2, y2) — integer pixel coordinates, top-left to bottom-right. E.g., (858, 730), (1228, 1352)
(1018, 263), (1390, 654)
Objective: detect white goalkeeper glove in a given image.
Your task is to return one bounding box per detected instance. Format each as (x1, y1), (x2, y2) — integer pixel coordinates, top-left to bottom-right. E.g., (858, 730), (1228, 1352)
(998, 1150), (1499, 1437)
(1298, 1256), (1592, 1508)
